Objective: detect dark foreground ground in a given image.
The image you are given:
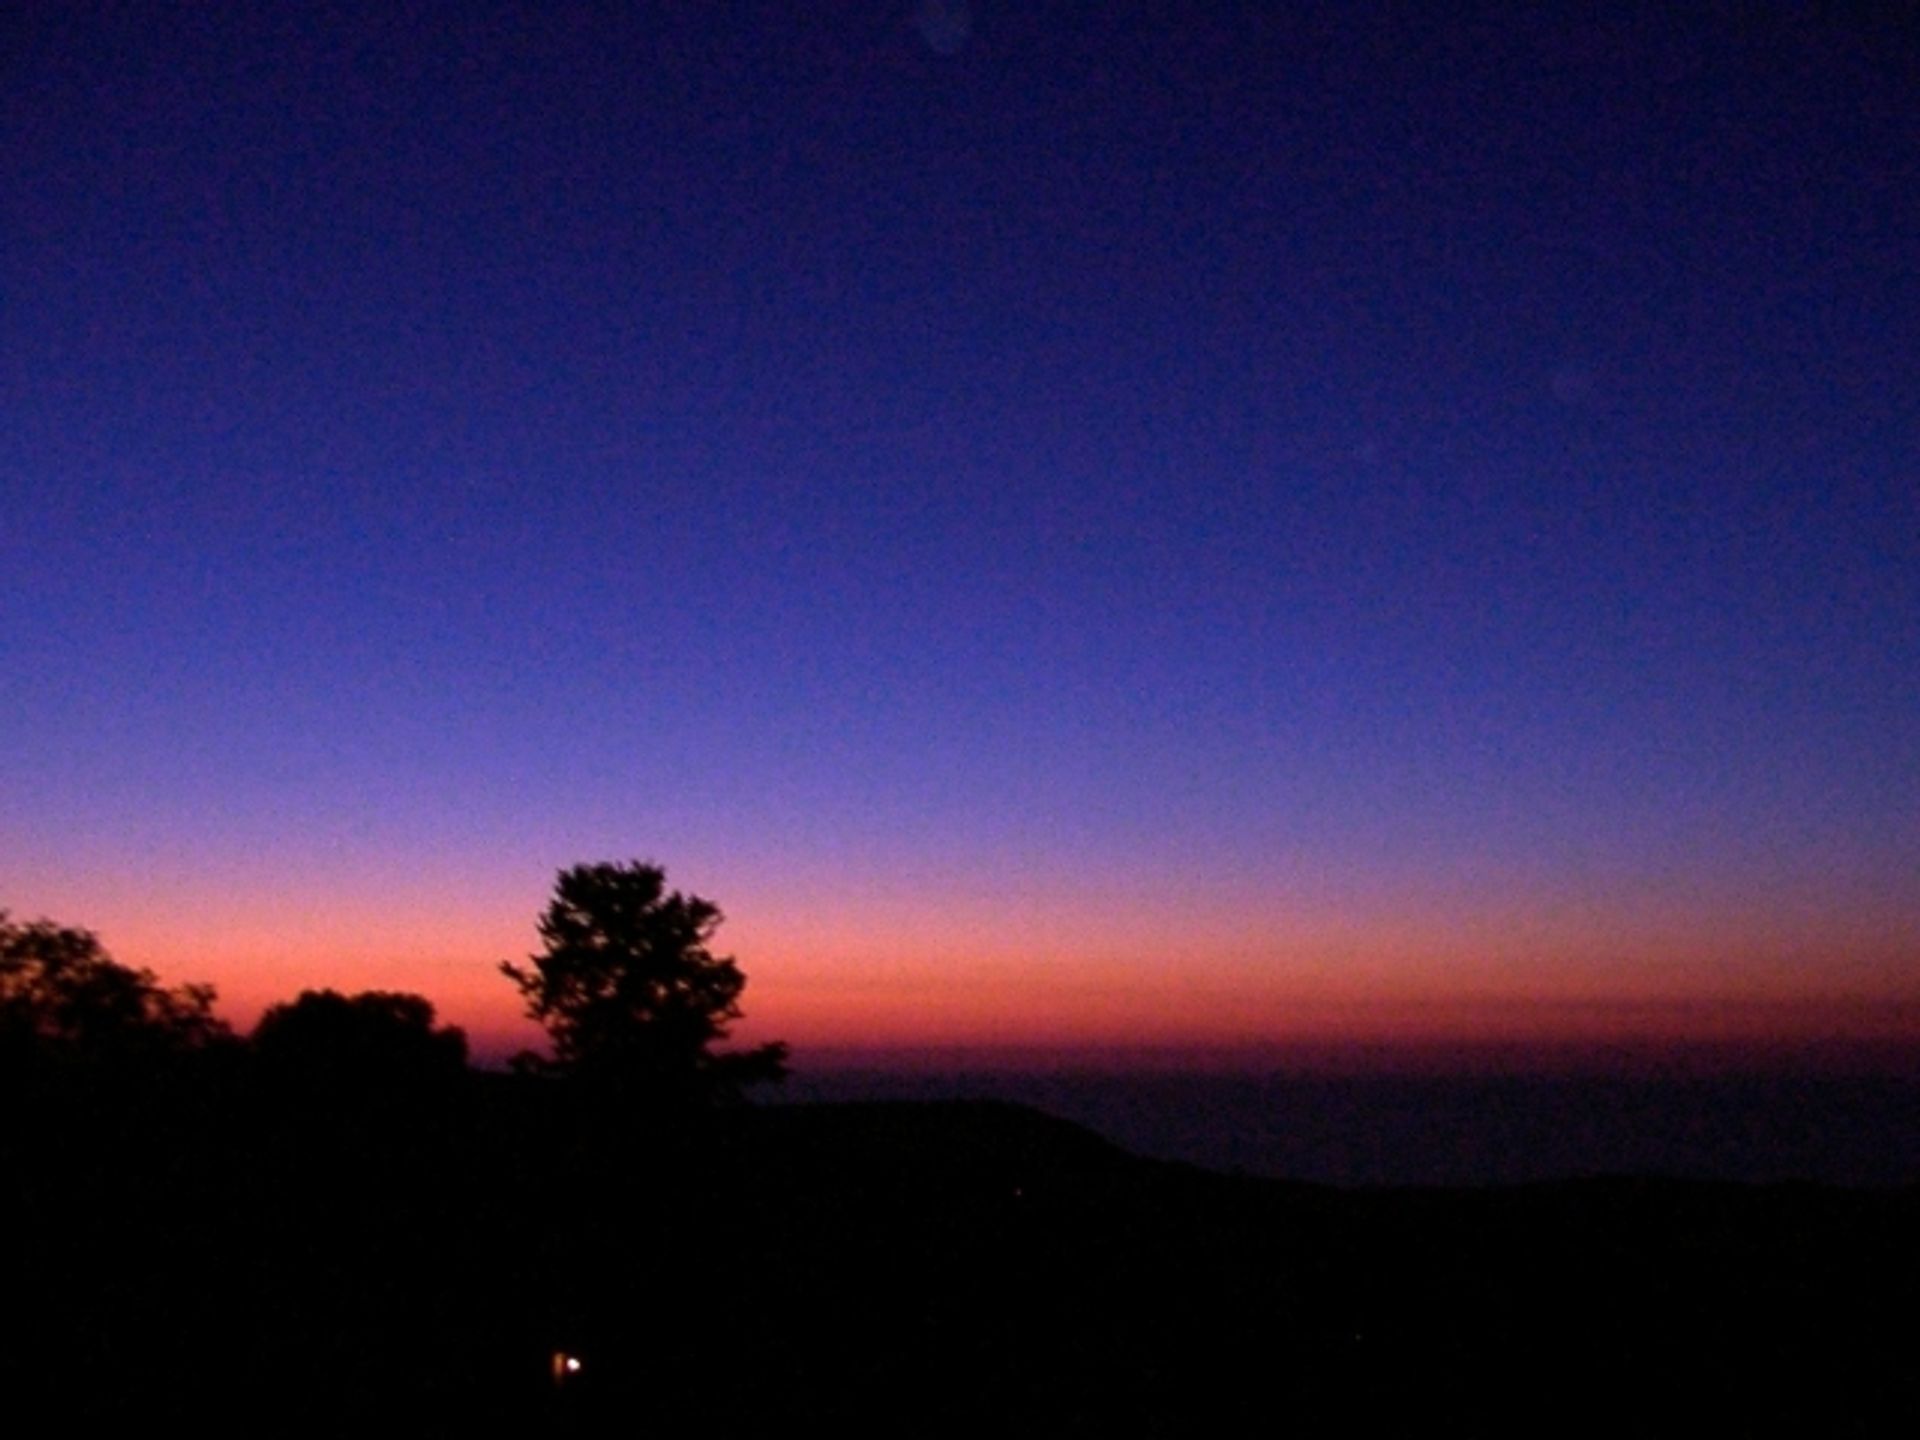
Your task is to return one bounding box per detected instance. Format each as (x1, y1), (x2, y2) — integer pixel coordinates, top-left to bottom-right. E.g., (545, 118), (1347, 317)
(8, 1067), (1915, 1436)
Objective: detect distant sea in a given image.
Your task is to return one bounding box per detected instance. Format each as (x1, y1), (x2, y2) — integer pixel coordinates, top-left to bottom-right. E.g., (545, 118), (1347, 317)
(777, 1068), (1919, 1187)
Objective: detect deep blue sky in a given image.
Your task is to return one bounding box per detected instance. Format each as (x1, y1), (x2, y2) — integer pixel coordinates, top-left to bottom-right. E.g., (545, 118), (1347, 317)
(4, 4), (1915, 1056)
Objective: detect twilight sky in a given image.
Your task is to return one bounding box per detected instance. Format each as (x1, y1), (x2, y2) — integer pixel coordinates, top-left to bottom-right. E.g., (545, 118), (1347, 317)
(4, 4), (1916, 1067)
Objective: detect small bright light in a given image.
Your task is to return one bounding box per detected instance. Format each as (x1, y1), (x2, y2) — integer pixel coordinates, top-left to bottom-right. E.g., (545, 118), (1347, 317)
(565, 1357), (582, 1373)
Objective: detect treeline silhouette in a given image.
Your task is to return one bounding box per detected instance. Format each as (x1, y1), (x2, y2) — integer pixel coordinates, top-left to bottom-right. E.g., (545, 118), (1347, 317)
(5, 901), (1915, 1435)
(3, 860), (785, 1096)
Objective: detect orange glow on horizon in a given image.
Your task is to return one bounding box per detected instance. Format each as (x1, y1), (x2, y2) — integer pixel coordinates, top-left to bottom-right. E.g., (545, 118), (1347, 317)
(23, 867), (1917, 1072)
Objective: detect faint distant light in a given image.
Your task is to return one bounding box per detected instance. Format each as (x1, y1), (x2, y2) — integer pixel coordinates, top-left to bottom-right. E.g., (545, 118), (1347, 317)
(915, 0), (972, 55)
(552, 1350), (585, 1384)
(566, 1356), (582, 1373)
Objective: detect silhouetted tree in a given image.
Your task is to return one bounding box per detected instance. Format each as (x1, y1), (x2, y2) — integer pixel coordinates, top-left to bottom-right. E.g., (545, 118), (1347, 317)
(252, 988), (468, 1084)
(0, 909), (229, 1063)
(500, 861), (788, 1103)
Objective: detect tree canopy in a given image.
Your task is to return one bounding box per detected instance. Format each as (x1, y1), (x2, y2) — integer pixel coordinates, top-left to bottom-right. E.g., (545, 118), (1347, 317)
(500, 862), (788, 1103)
(252, 988), (468, 1084)
(0, 910), (229, 1063)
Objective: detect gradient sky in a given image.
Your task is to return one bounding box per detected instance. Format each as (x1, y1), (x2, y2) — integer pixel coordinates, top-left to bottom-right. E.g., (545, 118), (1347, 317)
(4, 4), (1916, 1067)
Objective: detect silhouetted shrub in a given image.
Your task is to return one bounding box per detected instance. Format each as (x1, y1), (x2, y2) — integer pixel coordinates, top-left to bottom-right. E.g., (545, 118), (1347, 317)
(252, 987), (468, 1085)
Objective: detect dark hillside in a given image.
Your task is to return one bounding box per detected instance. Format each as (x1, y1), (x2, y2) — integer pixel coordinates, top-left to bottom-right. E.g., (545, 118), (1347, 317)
(6, 1068), (1913, 1434)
